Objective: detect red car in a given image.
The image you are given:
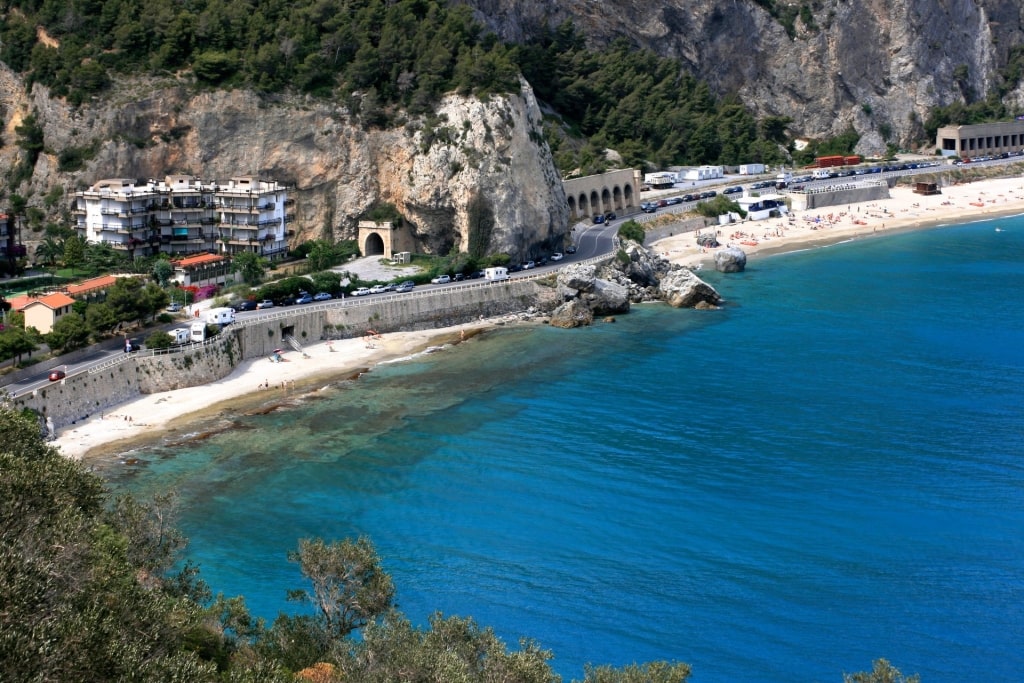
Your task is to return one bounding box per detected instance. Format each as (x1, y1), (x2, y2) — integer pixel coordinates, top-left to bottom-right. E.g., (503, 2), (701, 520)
(48, 369), (66, 382)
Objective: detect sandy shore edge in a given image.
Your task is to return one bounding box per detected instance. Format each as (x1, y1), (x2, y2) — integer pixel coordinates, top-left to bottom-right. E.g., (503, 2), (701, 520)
(56, 174), (1024, 460)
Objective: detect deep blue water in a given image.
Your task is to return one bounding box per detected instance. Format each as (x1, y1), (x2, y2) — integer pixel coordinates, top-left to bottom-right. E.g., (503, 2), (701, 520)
(98, 218), (1024, 682)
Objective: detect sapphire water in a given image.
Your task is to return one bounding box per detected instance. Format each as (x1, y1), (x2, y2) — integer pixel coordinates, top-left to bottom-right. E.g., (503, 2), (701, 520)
(101, 218), (1024, 681)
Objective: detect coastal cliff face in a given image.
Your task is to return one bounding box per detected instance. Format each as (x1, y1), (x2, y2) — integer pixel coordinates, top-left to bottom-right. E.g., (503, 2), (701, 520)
(463, 0), (1024, 154)
(0, 67), (568, 260)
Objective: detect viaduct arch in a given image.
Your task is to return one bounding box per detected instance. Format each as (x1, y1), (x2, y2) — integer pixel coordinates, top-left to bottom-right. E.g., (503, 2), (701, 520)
(562, 169), (641, 222)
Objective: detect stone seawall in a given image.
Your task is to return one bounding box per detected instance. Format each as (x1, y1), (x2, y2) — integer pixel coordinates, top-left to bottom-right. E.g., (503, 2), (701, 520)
(789, 184), (891, 211)
(9, 278), (557, 432)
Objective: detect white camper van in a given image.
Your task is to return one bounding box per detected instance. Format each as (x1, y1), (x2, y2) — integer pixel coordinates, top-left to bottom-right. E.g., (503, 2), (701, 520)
(170, 328), (191, 346)
(189, 321), (207, 343)
(204, 307), (235, 326)
(484, 267), (509, 282)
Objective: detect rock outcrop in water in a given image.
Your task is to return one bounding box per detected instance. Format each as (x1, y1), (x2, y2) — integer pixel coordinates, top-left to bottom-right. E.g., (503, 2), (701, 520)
(714, 246), (748, 273)
(550, 240), (721, 327)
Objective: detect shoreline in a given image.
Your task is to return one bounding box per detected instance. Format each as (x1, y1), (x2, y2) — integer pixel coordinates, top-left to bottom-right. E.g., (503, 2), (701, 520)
(56, 174), (1024, 460)
(56, 319), (509, 461)
(651, 176), (1024, 269)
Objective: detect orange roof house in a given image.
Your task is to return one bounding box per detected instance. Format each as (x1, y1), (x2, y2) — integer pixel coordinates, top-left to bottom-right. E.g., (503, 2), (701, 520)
(64, 274), (118, 298)
(20, 292), (76, 334)
(172, 253), (233, 287)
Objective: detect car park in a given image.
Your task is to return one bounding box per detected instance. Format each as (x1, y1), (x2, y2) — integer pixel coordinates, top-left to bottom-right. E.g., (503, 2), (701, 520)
(256, 299), (275, 309)
(431, 274), (451, 284)
(48, 369), (66, 382)
(313, 292), (332, 301)
(551, 252), (564, 261)
(369, 284), (388, 294)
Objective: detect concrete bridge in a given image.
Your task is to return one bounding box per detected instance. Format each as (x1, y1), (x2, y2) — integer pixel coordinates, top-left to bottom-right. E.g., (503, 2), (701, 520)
(562, 169), (642, 221)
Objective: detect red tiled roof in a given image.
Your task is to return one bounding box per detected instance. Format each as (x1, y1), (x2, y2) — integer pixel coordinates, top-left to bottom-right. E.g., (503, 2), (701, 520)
(8, 294), (33, 311)
(174, 253), (225, 269)
(65, 274), (118, 296)
(24, 292), (76, 310)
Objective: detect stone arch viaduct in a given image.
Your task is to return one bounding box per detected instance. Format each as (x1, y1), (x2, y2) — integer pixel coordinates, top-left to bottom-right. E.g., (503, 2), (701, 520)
(562, 169), (642, 222)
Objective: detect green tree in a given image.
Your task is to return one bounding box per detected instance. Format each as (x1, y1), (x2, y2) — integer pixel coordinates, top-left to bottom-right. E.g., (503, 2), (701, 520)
(146, 330), (175, 349)
(306, 240), (339, 272)
(0, 322), (37, 364)
(309, 270), (342, 295)
(617, 220), (645, 244)
(35, 236), (64, 266)
(84, 302), (119, 338)
(843, 659), (921, 683)
(153, 258), (174, 287)
(62, 234), (86, 274)
(231, 251), (268, 286)
(286, 537), (395, 641)
(106, 277), (148, 324)
(140, 282), (171, 321)
(45, 312), (90, 352)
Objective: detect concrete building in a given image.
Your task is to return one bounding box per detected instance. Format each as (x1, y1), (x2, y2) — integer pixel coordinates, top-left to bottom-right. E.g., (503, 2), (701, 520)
(73, 175), (293, 260)
(736, 194), (788, 221)
(936, 121), (1024, 158)
(172, 253), (234, 288)
(15, 292), (76, 334)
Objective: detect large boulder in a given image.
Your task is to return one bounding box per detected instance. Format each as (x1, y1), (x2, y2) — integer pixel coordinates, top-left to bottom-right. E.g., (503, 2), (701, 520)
(715, 246), (747, 272)
(586, 278), (630, 315)
(659, 267), (722, 308)
(557, 263), (599, 298)
(549, 299), (595, 328)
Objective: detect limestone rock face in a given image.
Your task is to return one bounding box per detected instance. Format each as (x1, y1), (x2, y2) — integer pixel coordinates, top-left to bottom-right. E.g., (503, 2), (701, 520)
(549, 298), (595, 328)
(463, 0), (1024, 154)
(715, 246), (747, 273)
(585, 278), (631, 315)
(659, 267), (723, 308)
(0, 69), (568, 261)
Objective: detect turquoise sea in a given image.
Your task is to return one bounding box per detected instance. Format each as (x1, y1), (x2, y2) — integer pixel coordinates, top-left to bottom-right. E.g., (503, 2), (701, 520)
(97, 217), (1024, 682)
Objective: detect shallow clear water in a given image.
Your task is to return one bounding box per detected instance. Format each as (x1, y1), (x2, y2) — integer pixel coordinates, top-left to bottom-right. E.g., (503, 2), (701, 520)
(98, 218), (1024, 682)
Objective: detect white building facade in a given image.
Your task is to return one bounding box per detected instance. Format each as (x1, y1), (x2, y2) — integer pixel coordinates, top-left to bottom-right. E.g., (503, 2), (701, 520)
(74, 175), (293, 259)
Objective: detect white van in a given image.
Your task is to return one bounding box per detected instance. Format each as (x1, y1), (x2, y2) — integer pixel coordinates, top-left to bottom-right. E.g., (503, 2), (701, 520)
(484, 267), (509, 282)
(204, 307), (235, 325)
(170, 328), (191, 346)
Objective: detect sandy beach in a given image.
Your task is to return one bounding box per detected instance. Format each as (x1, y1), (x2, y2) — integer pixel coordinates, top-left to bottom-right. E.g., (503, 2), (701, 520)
(54, 173), (1024, 460)
(55, 319), (504, 460)
(652, 175), (1024, 268)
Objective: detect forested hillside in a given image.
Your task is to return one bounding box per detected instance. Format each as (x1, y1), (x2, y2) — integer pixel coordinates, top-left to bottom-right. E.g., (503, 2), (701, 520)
(0, 0), (797, 174)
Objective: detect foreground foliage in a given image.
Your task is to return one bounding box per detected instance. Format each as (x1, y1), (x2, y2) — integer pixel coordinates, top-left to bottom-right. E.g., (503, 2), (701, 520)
(0, 405), (921, 682)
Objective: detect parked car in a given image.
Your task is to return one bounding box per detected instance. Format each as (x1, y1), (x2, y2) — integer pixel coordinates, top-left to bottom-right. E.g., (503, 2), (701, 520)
(551, 252), (564, 261)
(256, 299), (275, 309)
(522, 260), (536, 270)
(723, 186), (743, 194)
(640, 201), (657, 213)
(234, 300), (258, 311)
(507, 263), (523, 273)
(369, 284), (388, 294)
(395, 282), (415, 293)
(604, 211), (617, 221)
(453, 273), (465, 282)
(295, 293), (314, 304)
(656, 199), (668, 207)
(351, 287), (371, 296)
(665, 197), (683, 205)
(48, 369), (66, 382)
(313, 292), (333, 301)
(468, 270), (486, 279)
(565, 245), (577, 254)
(591, 214), (606, 224)
(166, 302), (182, 312)
(431, 274), (451, 284)
(124, 339), (141, 353)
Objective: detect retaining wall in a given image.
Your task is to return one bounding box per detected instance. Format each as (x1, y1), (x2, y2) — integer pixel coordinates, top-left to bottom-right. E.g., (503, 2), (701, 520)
(9, 278), (557, 432)
(790, 184), (890, 211)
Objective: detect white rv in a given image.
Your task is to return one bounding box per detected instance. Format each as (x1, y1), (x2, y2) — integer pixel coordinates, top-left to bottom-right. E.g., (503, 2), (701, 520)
(170, 328), (191, 346)
(204, 307), (235, 326)
(484, 267), (509, 282)
(189, 321), (207, 343)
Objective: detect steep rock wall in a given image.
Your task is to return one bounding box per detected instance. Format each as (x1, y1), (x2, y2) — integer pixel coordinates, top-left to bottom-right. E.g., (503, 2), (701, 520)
(461, 0), (1024, 153)
(0, 68), (569, 261)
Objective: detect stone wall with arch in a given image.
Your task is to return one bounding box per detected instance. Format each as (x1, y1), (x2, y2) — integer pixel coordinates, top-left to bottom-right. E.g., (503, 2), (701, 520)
(357, 221), (417, 258)
(563, 169), (641, 222)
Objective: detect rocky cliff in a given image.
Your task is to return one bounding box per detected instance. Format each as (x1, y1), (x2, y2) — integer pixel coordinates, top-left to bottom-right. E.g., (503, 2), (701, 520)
(0, 67), (568, 260)
(463, 0), (1024, 154)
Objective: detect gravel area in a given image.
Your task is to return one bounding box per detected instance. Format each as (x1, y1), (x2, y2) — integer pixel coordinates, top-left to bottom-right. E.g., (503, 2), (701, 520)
(332, 255), (422, 282)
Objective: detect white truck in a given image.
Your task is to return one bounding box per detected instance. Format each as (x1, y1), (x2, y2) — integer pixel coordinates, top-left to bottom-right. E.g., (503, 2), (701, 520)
(775, 171), (793, 189)
(204, 307), (235, 326)
(170, 328), (191, 346)
(189, 321), (208, 343)
(484, 267), (509, 282)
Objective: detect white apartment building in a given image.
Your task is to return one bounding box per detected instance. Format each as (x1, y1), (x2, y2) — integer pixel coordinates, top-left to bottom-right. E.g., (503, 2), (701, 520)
(73, 175), (293, 259)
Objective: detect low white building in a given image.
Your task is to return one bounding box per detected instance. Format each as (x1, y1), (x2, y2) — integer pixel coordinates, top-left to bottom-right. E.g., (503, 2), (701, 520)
(738, 163), (766, 175)
(682, 165), (725, 181)
(736, 194), (788, 221)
